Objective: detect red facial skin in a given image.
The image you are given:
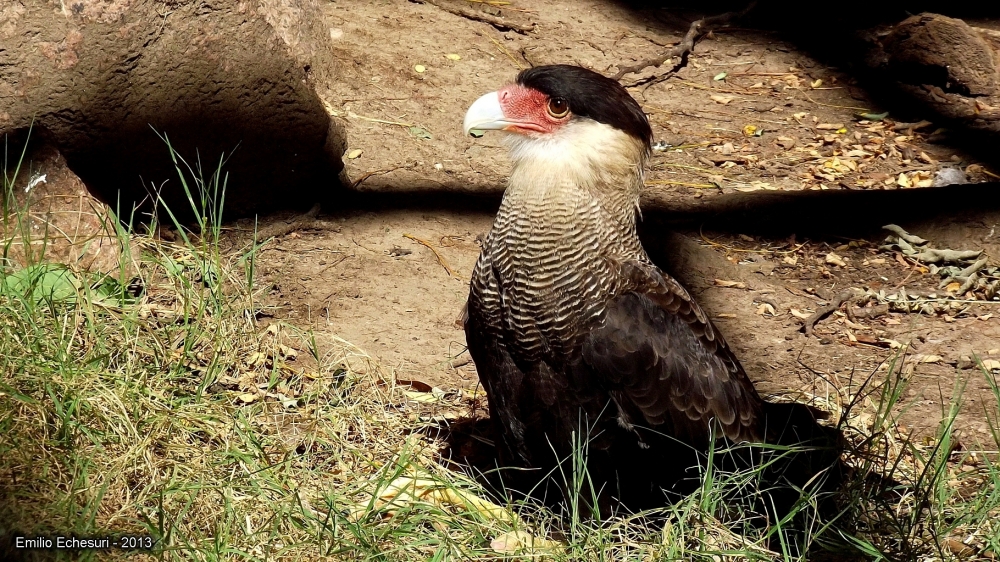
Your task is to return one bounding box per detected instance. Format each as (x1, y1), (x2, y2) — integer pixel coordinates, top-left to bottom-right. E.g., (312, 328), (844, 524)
(497, 84), (571, 135)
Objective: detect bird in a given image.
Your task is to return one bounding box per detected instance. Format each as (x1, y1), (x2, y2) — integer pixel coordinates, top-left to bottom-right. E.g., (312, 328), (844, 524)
(461, 64), (839, 516)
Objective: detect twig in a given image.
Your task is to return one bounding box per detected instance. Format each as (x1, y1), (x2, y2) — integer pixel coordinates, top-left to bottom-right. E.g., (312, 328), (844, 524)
(612, 2), (757, 81)
(423, 0), (535, 33)
(352, 166), (410, 189)
(403, 233), (458, 278)
(802, 289), (857, 337)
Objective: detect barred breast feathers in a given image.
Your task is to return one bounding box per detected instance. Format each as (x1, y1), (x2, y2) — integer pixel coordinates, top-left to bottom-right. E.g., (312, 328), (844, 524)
(471, 118), (651, 359)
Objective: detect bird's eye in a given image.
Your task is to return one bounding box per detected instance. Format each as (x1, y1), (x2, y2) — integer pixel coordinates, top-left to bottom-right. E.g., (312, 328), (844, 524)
(547, 98), (569, 118)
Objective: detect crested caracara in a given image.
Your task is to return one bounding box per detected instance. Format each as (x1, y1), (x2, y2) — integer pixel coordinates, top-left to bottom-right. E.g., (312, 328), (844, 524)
(461, 65), (836, 512)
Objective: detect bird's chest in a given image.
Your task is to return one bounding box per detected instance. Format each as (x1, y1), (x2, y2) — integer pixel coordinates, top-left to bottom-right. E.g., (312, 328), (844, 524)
(471, 198), (626, 362)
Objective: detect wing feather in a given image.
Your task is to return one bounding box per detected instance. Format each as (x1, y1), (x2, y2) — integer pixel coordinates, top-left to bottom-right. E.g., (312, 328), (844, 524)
(579, 261), (763, 445)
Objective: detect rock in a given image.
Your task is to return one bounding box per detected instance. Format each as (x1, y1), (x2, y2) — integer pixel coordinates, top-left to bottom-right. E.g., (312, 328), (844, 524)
(2, 141), (124, 272)
(881, 13), (998, 97)
(932, 167), (969, 187)
(0, 0), (348, 221)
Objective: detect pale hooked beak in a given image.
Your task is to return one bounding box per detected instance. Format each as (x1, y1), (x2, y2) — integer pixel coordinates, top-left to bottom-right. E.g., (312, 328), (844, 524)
(463, 91), (512, 136)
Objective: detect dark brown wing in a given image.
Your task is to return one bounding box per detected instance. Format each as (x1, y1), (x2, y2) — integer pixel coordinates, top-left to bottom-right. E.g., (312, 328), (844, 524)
(578, 261), (763, 445)
(464, 306), (532, 466)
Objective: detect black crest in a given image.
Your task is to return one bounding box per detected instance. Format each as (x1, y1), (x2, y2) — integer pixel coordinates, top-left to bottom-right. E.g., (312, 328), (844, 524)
(517, 65), (652, 145)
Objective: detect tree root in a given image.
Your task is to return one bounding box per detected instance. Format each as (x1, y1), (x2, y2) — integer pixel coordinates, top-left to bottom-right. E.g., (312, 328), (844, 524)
(802, 289), (860, 337)
(256, 203), (322, 240)
(612, 1), (757, 82)
(421, 0), (535, 34)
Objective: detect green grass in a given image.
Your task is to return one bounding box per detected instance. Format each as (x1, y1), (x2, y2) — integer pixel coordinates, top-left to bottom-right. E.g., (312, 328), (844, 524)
(0, 133), (998, 560)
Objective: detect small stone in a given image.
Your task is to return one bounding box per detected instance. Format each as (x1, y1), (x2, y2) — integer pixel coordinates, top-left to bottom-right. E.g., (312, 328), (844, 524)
(820, 336), (834, 345)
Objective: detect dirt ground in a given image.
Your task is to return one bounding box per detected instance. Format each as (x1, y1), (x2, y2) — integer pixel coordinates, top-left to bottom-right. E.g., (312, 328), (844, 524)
(242, 0), (1000, 448)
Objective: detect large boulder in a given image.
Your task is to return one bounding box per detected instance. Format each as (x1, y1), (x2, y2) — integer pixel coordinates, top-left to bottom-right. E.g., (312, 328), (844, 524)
(0, 0), (348, 220)
(880, 13), (998, 97)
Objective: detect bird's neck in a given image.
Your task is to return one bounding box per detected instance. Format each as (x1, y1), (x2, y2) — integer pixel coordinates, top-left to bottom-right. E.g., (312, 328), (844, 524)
(501, 122), (648, 243)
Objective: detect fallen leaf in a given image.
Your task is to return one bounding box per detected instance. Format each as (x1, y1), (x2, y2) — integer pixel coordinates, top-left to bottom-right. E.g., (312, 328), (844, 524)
(897, 173), (911, 188)
(855, 333), (879, 345)
(782, 255), (798, 265)
(810, 78), (823, 88)
(445, 53), (461, 60)
(713, 71), (728, 81)
(347, 149), (362, 159)
(237, 393), (258, 404)
(919, 354), (943, 364)
(278, 345), (298, 359)
(857, 111), (889, 121)
(945, 281), (962, 293)
(403, 390), (441, 403)
(816, 123), (845, 130)
(776, 136), (796, 149)
(397, 378), (434, 392)
(408, 126), (433, 140)
(247, 352), (267, 368)
(756, 303), (776, 316)
(714, 279), (747, 289)
(982, 359), (1000, 371)
(790, 308), (811, 320)
(349, 474), (511, 522)
(710, 94), (734, 105)
(491, 530), (562, 555)
(825, 253), (847, 267)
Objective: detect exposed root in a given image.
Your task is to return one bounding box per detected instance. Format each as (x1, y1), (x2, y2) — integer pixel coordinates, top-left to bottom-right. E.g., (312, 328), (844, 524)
(612, 2), (757, 82)
(421, 0), (535, 34)
(256, 203), (323, 240)
(403, 233), (459, 278)
(802, 289), (860, 337)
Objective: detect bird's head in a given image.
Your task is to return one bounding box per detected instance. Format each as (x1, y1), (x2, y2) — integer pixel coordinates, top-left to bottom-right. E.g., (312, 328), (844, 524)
(464, 65), (651, 200)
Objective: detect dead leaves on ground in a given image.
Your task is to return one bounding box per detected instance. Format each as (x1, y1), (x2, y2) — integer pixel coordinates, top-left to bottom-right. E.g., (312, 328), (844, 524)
(646, 63), (996, 194)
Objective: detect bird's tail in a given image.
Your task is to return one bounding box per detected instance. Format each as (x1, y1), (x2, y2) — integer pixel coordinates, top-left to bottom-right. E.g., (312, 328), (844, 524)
(755, 400), (845, 539)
